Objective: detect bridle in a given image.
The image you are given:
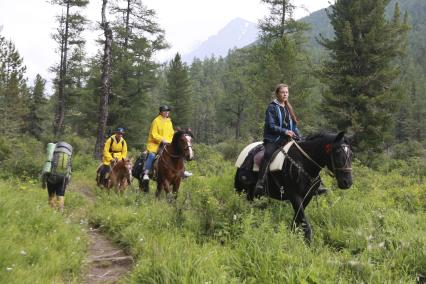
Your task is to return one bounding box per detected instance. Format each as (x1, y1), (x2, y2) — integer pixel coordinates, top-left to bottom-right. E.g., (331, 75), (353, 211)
(329, 143), (352, 175)
(163, 134), (193, 161)
(291, 138), (352, 178)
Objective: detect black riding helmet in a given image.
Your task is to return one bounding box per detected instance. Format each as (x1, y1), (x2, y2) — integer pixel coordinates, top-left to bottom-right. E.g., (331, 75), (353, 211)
(159, 105), (171, 112)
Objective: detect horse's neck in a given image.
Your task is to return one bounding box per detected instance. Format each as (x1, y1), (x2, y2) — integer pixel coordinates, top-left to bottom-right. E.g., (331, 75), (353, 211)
(164, 144), (182, 163)
(299, 139), (327, 169)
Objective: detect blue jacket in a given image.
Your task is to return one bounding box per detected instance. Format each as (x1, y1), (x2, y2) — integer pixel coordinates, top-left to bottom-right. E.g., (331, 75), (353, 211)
(263, 100), (300, 143)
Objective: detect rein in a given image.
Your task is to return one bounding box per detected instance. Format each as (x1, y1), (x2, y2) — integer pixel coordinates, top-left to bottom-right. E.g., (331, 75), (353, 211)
(291, 138), (335, 177)
(291, 138), (352, 177)
(159, 148), (184, 175)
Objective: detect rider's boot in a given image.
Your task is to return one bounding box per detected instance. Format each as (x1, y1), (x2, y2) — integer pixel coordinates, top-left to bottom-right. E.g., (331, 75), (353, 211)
(182, 170), (193, 179)
(254, 179), (265, 196)
(142, 170), (150, 181)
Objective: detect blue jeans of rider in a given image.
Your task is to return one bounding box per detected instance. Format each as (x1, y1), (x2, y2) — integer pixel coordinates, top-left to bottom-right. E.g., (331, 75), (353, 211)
(143, 152), (156, 172)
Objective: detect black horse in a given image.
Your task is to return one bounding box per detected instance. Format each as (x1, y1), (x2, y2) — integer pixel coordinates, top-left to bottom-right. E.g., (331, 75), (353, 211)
(234, 132), (353, 242)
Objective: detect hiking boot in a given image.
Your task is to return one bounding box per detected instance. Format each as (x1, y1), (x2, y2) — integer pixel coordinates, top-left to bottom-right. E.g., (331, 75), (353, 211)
(142, 174), (149, 181)
(48, 195), (56, 208)
(182, 171), (193, 178)
(57, 196), (65, 213)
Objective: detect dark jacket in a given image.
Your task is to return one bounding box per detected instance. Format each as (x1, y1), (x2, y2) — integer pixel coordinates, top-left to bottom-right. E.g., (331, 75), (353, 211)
(263, 100), (300, 143)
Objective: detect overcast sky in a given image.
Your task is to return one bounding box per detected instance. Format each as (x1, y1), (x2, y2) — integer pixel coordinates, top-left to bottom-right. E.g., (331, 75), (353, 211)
(0, 0), (332, 90)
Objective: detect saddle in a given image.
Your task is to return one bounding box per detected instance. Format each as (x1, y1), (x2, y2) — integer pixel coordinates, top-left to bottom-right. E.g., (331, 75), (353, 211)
(132, 152), (160, 181)
(235, 141), (295, 172)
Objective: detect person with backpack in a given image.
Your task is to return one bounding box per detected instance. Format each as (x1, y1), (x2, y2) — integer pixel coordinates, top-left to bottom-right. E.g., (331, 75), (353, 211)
(41, 142), (73, 213)
(98, 127), (128, 186)
(142, 105), (192, 181)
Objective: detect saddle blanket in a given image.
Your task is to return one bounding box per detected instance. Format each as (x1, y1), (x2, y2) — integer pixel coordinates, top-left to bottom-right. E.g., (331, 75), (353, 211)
(235, 140), (295, 172)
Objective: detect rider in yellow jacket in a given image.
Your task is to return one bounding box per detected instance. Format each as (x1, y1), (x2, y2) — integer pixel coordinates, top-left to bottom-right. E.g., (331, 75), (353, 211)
(99, 128), (128, 184)
(146, 109), (174, 153)
(103, 128), (128, 165)
(142, 105), (192, 180)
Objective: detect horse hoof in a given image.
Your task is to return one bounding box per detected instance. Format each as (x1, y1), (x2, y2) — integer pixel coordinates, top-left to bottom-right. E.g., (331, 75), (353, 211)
(166, 193), (174, 203)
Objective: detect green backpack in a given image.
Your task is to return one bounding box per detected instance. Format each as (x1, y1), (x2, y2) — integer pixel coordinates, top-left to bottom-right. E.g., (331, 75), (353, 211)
(49, 142), (73, 182)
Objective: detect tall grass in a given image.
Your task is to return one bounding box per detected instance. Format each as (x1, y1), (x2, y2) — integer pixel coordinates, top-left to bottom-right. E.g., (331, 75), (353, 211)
(86, 148), (425, 283)
(0, 179), (87, 283)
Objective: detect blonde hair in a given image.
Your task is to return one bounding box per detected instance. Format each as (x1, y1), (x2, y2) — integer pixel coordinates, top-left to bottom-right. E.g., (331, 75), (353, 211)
(274, 83), (298, 124)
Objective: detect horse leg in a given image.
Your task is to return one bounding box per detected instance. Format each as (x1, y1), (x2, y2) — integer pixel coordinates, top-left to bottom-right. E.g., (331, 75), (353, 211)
(289, 195), (312, 243)
(171, 178), (181, 200)
(156, 179), (165, 199)
(163, 180), (174, 202)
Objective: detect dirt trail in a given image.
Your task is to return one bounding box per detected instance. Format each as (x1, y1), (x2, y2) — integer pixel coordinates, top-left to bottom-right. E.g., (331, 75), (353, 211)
(77, 186), (133, 283)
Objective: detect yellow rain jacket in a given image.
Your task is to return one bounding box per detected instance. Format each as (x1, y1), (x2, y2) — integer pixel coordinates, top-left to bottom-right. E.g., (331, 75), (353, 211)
(147, 115), (174, 153)
(102, 135), (128, 165)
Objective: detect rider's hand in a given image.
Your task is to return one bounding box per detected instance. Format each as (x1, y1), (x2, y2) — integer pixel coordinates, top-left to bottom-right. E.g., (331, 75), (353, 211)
(286, 130), (295, 138)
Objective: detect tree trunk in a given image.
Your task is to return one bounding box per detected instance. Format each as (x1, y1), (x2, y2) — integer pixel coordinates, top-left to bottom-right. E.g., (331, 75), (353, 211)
(94, 0), (113, 160)
(280, 0), (287, 38)
(124, 0), (130, 49)
(121, 0), (131, 85)
(54, 2), (70, 136)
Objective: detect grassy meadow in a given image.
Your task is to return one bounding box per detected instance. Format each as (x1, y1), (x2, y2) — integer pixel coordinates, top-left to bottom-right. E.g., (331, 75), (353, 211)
(0, 143), (425, 283)
(0, 178), (87, 283)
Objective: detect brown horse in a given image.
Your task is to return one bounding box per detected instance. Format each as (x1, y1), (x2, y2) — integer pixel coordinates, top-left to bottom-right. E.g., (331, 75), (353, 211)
(107, 158), (133, 193)
(155, 129), (194, 201)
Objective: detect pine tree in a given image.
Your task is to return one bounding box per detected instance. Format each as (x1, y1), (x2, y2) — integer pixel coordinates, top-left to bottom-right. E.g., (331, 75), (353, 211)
(221, 49), (256, 139)
(51, 0), (89, 136)
(27, 74), (48, 139)
(94, 0), (113, 159)
(108, 0), (168, 145)
(166, 53), (192, 129)
(0, 34), (28, 136)
(255, 0), (317, 136)
(319, 0), (409, 154)
(259, 0), (309, 41)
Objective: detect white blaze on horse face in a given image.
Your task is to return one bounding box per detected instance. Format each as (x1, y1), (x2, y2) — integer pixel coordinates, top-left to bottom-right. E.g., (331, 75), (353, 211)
(344, 146), (349, 154)
(185, 135), (193, 160)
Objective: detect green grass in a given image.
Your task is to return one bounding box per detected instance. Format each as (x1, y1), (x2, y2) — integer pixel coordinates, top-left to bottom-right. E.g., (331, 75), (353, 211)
(0, 179), (87, 284)
(85, 155), (426, 283)
(0, 143), (424, 283)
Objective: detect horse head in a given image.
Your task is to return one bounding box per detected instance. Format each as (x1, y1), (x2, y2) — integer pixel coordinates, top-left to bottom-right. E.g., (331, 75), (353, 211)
(122, 157), (133, 178)
(172, 129), (194, 161)
(324, 132), (353, 189)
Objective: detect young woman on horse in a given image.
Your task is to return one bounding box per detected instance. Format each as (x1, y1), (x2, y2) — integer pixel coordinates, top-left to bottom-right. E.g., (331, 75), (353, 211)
(142, 105), (192, 181)
(99, 127), (128, 185)
(255, 84), (327, 196)
(255, 83), (301, 195)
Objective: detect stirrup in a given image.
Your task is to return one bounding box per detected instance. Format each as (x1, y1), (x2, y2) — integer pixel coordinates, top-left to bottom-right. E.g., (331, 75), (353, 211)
(314, 187), (328, 196)
(254, 182), (265, 196)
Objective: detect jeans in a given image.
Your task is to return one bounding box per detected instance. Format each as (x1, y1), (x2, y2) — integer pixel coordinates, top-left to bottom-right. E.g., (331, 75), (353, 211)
(143, 152), (156, 171)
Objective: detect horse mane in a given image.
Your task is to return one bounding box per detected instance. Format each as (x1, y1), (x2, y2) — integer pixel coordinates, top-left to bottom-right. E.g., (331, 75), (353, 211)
(171, 129), (193, 154)
(303, 132), (339, 144)
(304, 132), (336, 141)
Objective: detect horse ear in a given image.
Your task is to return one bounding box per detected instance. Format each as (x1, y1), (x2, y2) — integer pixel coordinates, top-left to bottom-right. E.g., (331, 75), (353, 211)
(175, 127), (182, 131)
(346, 134), (354, 145)
(334, 131), (345, 143)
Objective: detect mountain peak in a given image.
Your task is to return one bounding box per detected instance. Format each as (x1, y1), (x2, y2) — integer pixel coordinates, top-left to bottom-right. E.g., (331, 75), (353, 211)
(182, 18), (259, 63)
